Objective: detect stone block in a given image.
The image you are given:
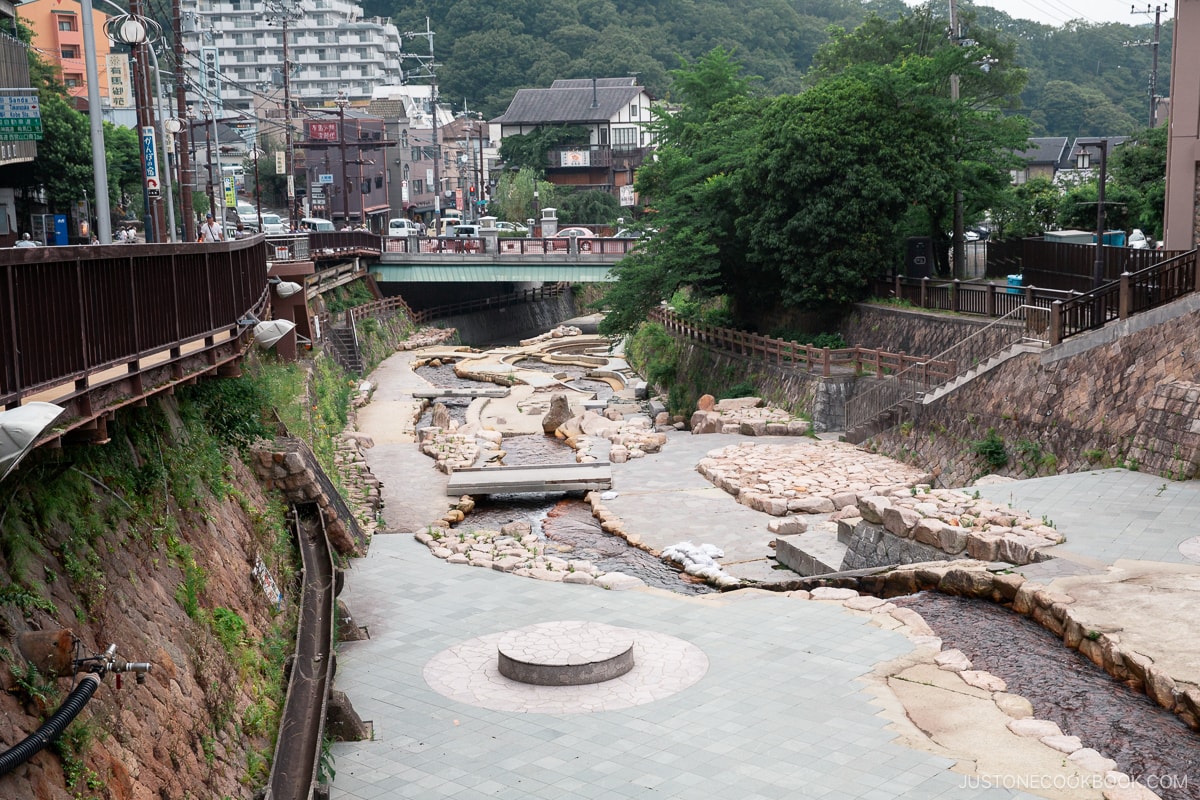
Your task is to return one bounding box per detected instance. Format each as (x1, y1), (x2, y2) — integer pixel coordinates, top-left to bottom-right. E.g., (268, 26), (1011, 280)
(858, 495), (891, 524)
(882, 505), (921, 537)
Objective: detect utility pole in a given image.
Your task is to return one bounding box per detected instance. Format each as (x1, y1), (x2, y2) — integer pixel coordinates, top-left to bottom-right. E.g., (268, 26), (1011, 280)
(1128, 5), (1167, 128)
(172, 0), (194, 241)
(400, 18), (440, 228)
(1093, 139), (1109, 289)
(948, 0), (965, 280)
(264, 0), (301, 227)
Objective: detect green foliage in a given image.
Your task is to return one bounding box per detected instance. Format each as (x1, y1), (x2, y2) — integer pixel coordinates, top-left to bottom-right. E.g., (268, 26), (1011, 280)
(627, 323), (679, 391)
(0, 584), (56, 615)
(767, 329), (848, 350)
(53, 719), (102, 799)
(497, 125), (589, 172)
(7, 657), (58, 710)
(170, 537), (206, 619)
(182, 378), (276, 451)
(212, 607), (249, 654)
(324, 280), (377, 314)
(492, 168), (557, 228)
(971, 428), (1009, 469)
(725, 381), (756, 399)
(556, 189), (621, 226)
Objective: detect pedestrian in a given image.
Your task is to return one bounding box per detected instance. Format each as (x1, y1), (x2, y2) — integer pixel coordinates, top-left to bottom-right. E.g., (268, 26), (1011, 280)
(14, 232), (37, 247)
(115, 227), (127, 243)
(233, 221), (247, 239)
(90, 236), (100, 245)
(198, 213), (224, 242)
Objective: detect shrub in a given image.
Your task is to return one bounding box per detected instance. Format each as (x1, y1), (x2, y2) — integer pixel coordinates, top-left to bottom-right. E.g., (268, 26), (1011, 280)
(971, 428), (1009, 469)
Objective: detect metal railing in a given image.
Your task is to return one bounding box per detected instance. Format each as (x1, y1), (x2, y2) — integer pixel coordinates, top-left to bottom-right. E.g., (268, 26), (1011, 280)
(1, 239), (270, 437)
(1050, 249), (1198, 344)
(844, 305), (1049, 436)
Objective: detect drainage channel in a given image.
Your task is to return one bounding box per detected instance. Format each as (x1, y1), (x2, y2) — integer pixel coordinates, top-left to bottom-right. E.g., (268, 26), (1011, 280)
(894, 592), (1199, 799)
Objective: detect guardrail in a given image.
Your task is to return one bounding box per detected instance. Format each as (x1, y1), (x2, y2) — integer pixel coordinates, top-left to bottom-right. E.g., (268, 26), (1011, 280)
(0, 238), (270, 440)
(381, 234), (638, 256)
(647, 307), (953, 378)
(874, 276), (1079, 317)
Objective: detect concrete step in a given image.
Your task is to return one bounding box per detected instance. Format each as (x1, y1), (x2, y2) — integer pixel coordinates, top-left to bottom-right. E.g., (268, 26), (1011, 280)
(773, 523), (848, 577)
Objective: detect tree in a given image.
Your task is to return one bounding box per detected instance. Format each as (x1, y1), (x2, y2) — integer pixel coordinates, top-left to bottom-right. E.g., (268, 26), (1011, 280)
(491, 167), (556, 224)
(497, 125), (590, 173)
(989, 177), (1061, 239)
(556, 189), (620, 226)
(1108, 126), (1167, 238)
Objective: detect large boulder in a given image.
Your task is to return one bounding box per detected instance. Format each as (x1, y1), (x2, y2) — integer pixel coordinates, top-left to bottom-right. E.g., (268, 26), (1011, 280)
(430, 402), (451, 429)
(541, 393), (573, 434)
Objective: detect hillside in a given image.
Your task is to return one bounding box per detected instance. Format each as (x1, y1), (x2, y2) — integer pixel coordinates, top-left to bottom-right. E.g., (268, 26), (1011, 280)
(369, 0), (1171, 137)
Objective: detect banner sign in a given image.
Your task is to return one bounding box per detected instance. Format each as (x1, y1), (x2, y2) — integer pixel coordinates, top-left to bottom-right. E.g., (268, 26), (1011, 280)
(142, 126), (160, 197)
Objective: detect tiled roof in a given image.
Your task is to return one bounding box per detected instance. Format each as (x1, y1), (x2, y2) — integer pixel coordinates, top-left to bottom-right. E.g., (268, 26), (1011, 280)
(367, 99), (405, 119)
(491, 84), (645, 125)
(1017, 137), (1068, 164)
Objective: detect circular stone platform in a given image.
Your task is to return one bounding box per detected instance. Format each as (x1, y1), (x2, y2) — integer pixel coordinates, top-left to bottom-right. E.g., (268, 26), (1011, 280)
(424, 623), (708, 714)
(497, 621), (635, 686)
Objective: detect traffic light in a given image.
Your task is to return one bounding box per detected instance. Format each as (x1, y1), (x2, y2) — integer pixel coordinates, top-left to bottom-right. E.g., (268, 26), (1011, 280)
(469, 185), (476, 197)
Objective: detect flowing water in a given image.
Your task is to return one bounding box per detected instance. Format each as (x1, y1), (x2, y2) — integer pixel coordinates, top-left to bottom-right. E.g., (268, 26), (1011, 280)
(895, 592), (1198, 799)
(414, 360), (711, 595)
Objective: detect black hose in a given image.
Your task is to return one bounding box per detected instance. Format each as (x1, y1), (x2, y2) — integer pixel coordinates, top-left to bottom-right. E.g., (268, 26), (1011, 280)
(0, 674), (100, 776)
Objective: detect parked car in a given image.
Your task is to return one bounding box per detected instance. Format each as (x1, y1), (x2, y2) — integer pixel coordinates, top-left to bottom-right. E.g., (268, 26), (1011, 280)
(553, 227), (595, 238)
(1128, 229), (1151, 250)
(259, 213), (286, 234)
(495, 221), (528, 235)
(388, 218), (423, 236)
(443, 224), (481, 237)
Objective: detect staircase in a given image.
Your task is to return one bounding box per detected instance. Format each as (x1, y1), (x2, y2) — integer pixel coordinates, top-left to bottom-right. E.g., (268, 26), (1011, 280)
(325, 325), (364, 375)
(844, 305), (1050, 443)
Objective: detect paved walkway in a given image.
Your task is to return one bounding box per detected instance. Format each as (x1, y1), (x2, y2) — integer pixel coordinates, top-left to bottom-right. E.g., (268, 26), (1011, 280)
(331, 345), (1200, 800)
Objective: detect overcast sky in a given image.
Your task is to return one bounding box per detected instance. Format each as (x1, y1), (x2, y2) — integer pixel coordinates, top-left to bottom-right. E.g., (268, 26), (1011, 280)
(907, 1), (1168, 28)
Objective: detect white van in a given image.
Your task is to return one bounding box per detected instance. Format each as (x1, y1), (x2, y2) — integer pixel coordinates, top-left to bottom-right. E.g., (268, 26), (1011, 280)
(388, 218), (423, 236)
(300, 217), (335, 232)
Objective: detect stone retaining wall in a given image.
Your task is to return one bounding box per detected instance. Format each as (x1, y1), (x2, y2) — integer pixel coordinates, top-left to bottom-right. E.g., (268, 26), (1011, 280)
(1126, 379), (1200, 480)
(839, 520), (965, 570)
(760, 562), (1200, 731)
(836, 302), (1021, 359)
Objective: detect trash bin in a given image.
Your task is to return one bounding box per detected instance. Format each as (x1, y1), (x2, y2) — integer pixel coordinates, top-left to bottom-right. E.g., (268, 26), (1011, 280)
(1006, 274), (1023, 295)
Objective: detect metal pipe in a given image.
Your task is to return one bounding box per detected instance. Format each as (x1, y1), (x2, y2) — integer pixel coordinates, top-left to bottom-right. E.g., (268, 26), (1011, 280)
(146, 44), (177, 241)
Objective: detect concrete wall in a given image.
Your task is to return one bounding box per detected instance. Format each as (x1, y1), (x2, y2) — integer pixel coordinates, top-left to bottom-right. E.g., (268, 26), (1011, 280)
(434, 291), (578, 346)
(1164, 0), (1200, 250)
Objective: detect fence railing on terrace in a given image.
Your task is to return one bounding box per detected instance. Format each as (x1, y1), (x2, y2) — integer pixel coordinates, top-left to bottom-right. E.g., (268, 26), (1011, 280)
(647, 307), (955, 379)
(844, 305), (1050, 438)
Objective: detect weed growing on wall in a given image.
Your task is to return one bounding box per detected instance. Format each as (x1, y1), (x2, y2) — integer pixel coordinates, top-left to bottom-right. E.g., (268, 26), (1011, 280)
(971, 428), (1009, 470)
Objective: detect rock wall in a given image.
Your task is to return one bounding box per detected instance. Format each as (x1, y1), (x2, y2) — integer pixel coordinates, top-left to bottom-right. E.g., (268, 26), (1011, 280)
(840, 521), (965, 571)
(866, 293), (1200, 485)
(673, 343), (866, 432)
(837, 302), (1021, 358)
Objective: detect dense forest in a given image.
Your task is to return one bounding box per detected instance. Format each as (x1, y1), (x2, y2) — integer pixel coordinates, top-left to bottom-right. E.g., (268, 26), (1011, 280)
(366, 0), (1172, 138)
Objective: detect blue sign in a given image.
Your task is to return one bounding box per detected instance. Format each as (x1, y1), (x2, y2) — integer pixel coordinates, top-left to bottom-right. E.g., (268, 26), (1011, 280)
(142, 126), (160, 197)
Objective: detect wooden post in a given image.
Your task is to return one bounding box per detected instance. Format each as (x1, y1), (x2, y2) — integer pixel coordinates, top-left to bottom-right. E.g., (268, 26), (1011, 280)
(951, 279), (960, 313)
(876, 349), (883, 378)
(822, 348), (830, 377)
(921, 276), (929, 309)
(1050, 300), (1063, 346)
(986, 282), (996, 317)
(895, 274), (902, 300)
(1119, 271), (1132, 319)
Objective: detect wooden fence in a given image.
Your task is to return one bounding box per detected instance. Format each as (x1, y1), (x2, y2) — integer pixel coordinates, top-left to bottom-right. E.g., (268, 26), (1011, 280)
(647, 307), (956, 381)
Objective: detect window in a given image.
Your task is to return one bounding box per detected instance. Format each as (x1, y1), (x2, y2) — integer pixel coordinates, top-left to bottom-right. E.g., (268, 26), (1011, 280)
(612, 127), (637, 150)
(411, 179), (423, 194)
(375, 175), (383, 188)
(61, 47), (79, 60)
(65, 74), (82, 88)
(58, 17), (77, 32)
(630, 103), (638, 118)
(599, 128), (609, 146)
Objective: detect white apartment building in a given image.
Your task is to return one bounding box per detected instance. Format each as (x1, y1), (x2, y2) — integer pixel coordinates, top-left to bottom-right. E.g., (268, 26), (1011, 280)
(181, 0), (403, 124)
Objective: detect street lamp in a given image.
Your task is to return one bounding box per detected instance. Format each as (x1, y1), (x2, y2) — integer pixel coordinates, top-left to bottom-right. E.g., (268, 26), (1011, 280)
(1077, 139), (1109, 288)
(247, 146), (264, 231)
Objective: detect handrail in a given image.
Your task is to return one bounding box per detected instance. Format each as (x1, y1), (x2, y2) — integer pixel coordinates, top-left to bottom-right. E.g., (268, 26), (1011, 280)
(1050, 249), (1198, 344)
(646, 306), (955, 379)
(845, 304), (1049, 435)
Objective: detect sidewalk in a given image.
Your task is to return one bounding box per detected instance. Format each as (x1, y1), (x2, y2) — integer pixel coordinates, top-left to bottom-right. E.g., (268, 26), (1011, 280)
(332, 344), (1197, 800)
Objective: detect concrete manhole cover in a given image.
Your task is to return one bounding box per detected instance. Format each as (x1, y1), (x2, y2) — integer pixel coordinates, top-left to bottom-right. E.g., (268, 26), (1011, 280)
(1179, 536), (1200, 563)
(424, 621), (708, 713)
